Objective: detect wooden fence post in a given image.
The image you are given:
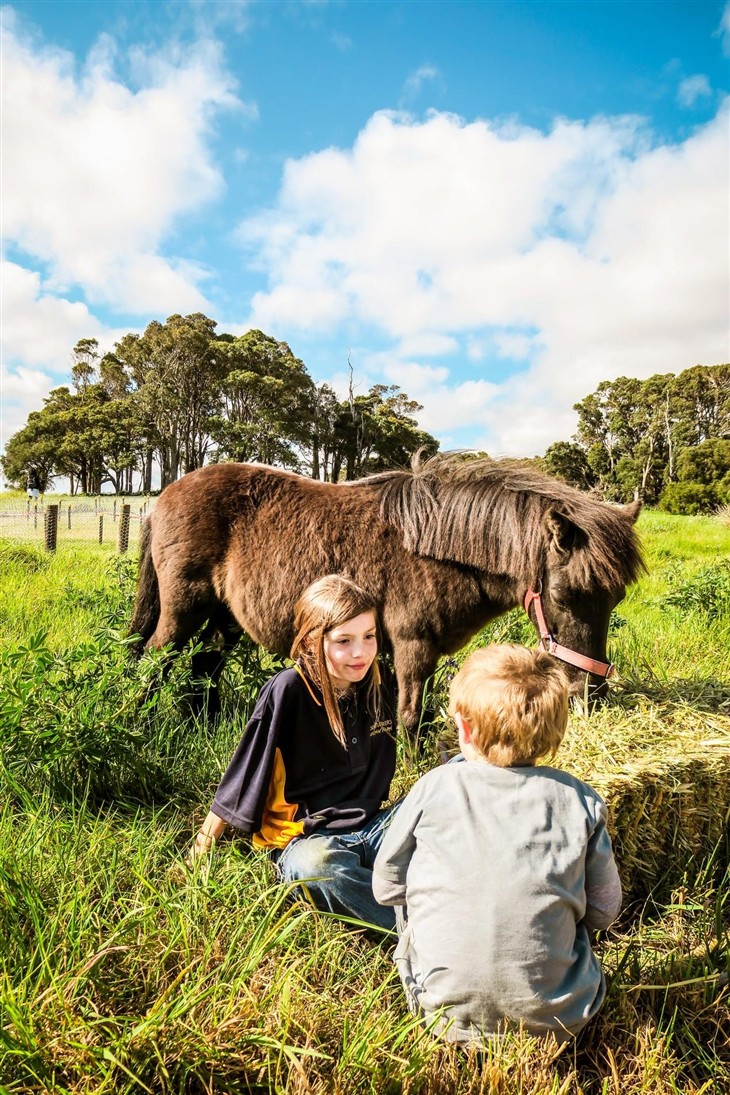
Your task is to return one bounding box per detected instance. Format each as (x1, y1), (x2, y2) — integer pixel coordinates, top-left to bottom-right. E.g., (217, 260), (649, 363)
(98, 515), (104, 544)
(44, 504), (59, 552)
(117, 504), (131, 554)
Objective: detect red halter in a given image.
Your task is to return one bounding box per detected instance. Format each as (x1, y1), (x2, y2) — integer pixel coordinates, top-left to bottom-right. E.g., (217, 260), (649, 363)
(524, 589), (615, 680)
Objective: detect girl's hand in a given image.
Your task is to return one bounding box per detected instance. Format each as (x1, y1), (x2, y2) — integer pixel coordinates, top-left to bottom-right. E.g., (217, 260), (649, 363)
(184, 830), (217, 869)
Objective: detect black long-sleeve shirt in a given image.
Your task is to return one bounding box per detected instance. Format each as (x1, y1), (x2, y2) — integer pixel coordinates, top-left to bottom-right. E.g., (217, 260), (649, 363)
(212, 665), (397, 849)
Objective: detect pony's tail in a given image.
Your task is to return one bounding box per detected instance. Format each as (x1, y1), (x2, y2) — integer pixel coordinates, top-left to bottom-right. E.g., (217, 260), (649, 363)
(128, 517), (159, 657)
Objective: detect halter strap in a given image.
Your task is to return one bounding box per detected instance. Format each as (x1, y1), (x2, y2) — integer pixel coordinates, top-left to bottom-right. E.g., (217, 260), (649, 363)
(524, 589), (615, 680)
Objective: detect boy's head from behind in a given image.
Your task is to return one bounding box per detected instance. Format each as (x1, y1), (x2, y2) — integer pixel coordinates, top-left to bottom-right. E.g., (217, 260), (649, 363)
(448, 645), (569, 767)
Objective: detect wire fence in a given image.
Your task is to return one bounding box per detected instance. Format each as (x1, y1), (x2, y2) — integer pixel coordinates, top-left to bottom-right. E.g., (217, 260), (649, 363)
(0, 496), (156, 552)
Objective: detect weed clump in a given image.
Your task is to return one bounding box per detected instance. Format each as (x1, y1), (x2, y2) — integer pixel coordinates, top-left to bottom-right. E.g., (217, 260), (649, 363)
(0, 543), (51, 573)
(663, 559), (730, 620)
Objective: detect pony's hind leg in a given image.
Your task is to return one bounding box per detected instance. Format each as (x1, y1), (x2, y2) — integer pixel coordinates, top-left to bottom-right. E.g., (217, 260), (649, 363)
(139, 602), (210, 712)
(189, 609), (243, 720)
(145, 601), (210, 655)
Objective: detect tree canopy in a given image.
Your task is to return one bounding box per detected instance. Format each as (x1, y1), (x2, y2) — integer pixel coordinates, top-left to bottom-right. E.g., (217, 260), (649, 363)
(551, 363), (729, 512)
(4, 315), (727, 516)
(2, 317), (440, 493)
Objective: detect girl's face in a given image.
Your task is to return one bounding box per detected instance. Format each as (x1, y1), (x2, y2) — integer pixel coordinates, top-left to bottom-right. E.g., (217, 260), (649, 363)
(322, 610), (378, 689)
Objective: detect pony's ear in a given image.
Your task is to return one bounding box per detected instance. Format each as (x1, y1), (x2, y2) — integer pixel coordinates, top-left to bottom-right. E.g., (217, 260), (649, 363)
(544, 509), (582, 561)
(623, 499), (642, 524)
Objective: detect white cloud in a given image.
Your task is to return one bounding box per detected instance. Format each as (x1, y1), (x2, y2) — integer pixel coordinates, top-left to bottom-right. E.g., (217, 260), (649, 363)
(0, 259), (132, 448)
(397, 333), (459, 357)
(1, 11), (244, 314)
(387, 368), (500, 436)
(348, 348), (495, 436)
(1, 261), (107, 368)
(241, 103), (730, 455)
(242, 109), (650, 338)
(1, 363), (54, 453)
(0, 6), (251, 462)
(677, 74), (712, 108)
(493, 332), (537, 361)
(186, 0), (254, 35)
(402, 65), (440, 101)
(717, 2), (730, 57)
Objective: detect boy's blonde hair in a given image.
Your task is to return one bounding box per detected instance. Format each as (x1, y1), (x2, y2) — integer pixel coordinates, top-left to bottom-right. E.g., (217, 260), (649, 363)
(290, 574), (382, 746)
(448, 644), (569, 766)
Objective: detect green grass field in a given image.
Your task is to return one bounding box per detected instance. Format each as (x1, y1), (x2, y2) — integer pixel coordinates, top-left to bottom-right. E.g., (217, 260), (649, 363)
(1, 509), (728, 1094)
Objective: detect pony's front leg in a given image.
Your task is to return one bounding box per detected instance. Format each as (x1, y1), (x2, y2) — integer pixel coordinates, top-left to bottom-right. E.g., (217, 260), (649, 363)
(392, 640), (439, 742)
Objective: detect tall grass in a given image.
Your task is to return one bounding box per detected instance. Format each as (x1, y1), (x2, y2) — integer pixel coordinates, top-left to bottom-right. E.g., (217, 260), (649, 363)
(1, 510), (729, 1093)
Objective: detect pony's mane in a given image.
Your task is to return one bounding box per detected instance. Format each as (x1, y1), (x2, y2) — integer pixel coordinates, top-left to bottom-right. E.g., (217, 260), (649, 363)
(356, 453), (645, 590)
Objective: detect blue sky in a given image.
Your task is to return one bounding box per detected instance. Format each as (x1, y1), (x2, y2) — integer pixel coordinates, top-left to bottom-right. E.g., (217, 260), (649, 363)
(2, 0), (729, 474)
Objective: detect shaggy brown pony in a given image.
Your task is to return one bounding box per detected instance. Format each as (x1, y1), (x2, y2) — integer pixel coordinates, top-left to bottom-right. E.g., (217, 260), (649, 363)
(130, 454), (643, 733)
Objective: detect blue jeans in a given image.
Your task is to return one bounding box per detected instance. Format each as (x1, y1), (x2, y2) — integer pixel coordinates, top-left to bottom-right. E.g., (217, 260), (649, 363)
(270, 804), (399, 931)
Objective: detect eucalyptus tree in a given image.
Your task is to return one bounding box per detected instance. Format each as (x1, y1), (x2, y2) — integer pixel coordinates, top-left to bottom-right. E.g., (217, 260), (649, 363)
(115, 313), (223, 487)
(0, 395), (65, 491)
(573, 363), (729, 506)
(542, 441), (596, 491)
(3, 319), (441, 495)
(209, 330), (316, 469)
(328, 384), (438, 482)
(310, 383), (341, 480)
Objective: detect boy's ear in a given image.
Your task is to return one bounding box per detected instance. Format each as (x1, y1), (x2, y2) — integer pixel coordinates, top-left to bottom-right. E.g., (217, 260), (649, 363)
(454, 711), (473, 744)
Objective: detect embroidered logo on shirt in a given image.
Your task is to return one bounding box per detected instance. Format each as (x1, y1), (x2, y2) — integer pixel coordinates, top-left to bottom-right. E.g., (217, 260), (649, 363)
(369, 720), (394, 737)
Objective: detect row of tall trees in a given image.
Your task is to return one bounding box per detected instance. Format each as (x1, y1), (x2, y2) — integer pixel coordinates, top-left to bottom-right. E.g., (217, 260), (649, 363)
(542, 364), (730, 512)
(2, 315), (438, 493)
(4, 314), (727, 514)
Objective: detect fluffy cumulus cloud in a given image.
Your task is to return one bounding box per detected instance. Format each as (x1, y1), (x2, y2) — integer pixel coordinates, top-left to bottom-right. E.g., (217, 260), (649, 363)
(242, 103), (730, 455)
(1, 7), (246, 455)
(0, 259), (132, 445)
(2, 13), (240, 309)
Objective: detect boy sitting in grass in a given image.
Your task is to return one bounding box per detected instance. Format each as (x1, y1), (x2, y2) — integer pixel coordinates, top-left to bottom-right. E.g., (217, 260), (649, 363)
(372, 644), (622, 1045)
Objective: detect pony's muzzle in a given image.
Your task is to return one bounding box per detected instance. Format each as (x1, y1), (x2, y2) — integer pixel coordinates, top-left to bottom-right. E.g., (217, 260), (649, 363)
(568, 670), (610, 709)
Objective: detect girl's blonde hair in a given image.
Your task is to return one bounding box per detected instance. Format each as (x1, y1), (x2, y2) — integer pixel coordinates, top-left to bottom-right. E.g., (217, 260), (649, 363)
(448, 644), (569, 766)
(290, 575), (382, 745)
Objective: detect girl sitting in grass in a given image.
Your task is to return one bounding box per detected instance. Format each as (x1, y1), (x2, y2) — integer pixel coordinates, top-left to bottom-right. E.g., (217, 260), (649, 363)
(187, 574), (399, 932)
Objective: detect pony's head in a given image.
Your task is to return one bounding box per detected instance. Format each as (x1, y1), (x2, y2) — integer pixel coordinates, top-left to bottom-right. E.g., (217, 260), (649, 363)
(529, 499), (643, 704)
(374, 453), (645, 704)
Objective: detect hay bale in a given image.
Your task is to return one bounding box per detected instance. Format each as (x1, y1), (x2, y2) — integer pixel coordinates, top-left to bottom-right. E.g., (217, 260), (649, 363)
(562, 696), (730, 907)
(596, 753), (730, 905)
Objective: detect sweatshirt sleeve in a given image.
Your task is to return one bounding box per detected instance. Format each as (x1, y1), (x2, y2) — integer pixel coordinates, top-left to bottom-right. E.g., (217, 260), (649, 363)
(211, 676), (287, 832)
(583, 799), (622, 931)
(372, 778), (427, 906)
